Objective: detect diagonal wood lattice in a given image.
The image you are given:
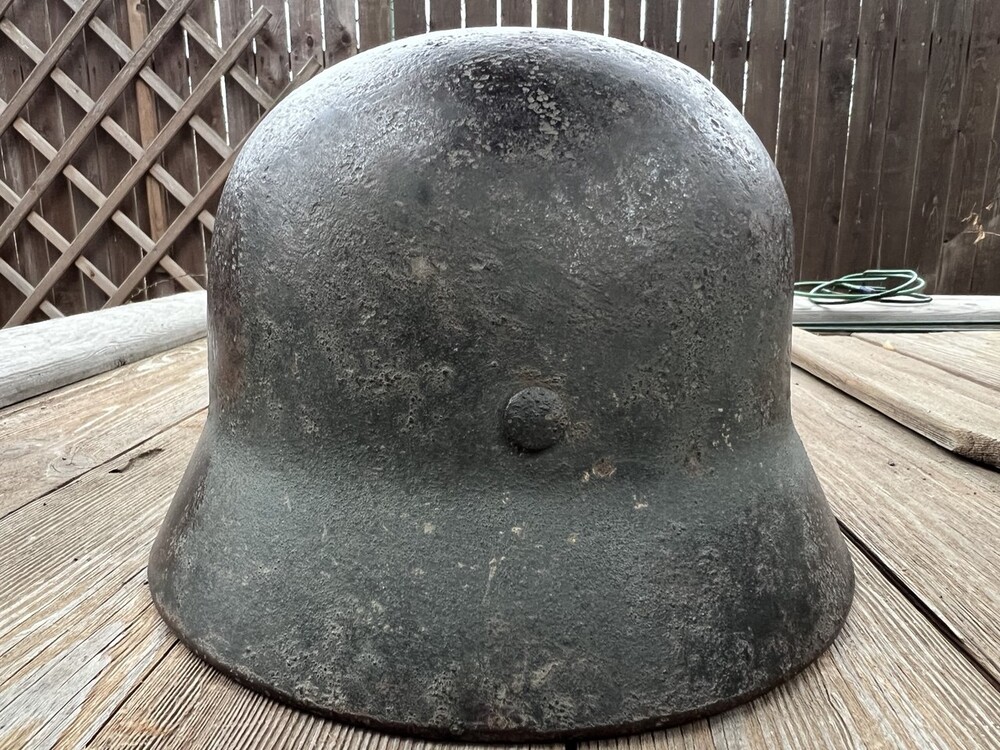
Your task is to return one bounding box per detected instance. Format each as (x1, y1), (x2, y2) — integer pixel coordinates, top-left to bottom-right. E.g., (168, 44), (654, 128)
(0, 0), (329, 326)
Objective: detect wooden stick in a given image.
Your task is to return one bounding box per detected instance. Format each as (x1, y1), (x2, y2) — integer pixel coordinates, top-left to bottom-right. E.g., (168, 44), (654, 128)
(5, 9), (271, 327)
(0, 18), (216, 235)
(0, 260), (62, 319)
(104, 57), (324, 307)
(0, 0), (105, 138)
(0, 95), (201, 292)
(0, 0), (197, 255)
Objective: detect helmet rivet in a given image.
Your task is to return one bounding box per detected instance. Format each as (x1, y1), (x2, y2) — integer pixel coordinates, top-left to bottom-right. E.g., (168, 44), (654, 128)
(503, 386), (568, 451)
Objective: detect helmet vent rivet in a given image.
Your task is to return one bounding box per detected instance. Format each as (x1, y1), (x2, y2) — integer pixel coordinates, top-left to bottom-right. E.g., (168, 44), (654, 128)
(503, 386), (568, 451)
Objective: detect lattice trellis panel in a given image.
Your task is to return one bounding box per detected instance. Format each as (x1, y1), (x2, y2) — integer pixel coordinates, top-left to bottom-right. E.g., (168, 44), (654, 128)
(0, 0), (330, 326)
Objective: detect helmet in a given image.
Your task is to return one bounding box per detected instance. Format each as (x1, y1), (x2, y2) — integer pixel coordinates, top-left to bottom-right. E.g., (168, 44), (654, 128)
(149, 27), (854, 741)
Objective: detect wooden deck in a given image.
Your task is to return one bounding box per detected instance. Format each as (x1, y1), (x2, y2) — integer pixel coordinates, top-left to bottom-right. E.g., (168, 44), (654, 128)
(2, 332), (999, 748)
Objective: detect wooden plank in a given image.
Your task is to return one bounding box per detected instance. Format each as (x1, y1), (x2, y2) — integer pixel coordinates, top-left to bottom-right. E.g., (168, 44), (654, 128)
(793, 366), (1000, 682)
(323, 0), (357, 64)
(536, 0), (567, 31)
(712, 0), (750, 108)
(0, 340), (207, 517)
(501, 0), (531, 27)
(22, 1), (86, 316)
(572, 0), (604, 34)
(588, 547), (1000, 750)
(287, 0), (322, 74)
(357, 0), (391, 47)
(832, 0), (899, 277)
(743, 0), (785, 155)
(211, 0), (262, 147)
(775, 0), (824, 275)
(0, 0), (197, 272)
(429, 0), (462, 31)
(608, 0), (641, 44)
(5, 9), (271, 327)
(939, 1), (1000, 293)
(465, 0), (498, 28)
(0, 291), (206, 409)
(905, 0), (975, 290)
(0, 1), (60, 323)
(852, 330), (1000, 392)
(792, 294), (1000, 330)
(678, 0), (713, 78)
(0, 416), (205, 748)
(871, 0), (935, 270)
(252, 0), (290, 99)
(394, 0), (426, 39)
(798, 0), (862, 281)
(80, 0), (151, 307)
(790, 327), (1000, 467)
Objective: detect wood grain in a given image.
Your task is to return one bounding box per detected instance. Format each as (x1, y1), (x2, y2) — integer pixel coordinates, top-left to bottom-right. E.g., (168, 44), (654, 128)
(678, 0), (713, 78)
(791, 328), (1000, 466)
(0, 341), (207, 517)
(793, 366), (1000, 683)
(712, 0), (750, 108)
(792, 294), (1000, 331)
(743, 0), (785, 156)
(0, 291), (206, 408)
(852, 331), (1000, 392)
(0, 416), (205, 748)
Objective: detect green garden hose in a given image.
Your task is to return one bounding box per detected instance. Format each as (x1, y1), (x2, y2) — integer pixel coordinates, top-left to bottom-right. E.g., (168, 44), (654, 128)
(793, 269), (931, 305)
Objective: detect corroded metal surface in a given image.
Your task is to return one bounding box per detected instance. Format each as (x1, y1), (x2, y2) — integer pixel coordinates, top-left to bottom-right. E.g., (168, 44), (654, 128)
(149, 28), (855, 741)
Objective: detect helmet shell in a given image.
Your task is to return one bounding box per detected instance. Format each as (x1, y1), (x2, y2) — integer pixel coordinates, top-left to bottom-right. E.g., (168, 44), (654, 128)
(150, 27), (854, 740)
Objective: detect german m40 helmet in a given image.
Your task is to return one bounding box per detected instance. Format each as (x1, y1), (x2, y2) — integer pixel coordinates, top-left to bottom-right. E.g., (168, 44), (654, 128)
(149, 27), (855, 741)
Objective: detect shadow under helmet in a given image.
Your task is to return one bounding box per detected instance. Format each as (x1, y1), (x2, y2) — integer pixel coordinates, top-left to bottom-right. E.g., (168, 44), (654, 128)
(149, 27), (855, 742)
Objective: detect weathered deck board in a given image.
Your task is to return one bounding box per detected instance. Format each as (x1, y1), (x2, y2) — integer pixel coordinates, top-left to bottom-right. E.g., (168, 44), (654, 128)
(0, 341), (207, 517)
(793, 368), (1000, 683)
(853, 331), (1000, 392)
(0, 415), (204, 748)
(791, 328), (1000, 466)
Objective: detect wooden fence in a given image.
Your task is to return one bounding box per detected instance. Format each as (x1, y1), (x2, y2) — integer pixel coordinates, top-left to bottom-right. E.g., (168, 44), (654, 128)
(0, 0), (998, 326)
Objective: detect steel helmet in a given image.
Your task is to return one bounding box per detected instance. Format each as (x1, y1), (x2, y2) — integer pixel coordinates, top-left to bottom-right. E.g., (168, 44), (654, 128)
(150, 27), (855, 741)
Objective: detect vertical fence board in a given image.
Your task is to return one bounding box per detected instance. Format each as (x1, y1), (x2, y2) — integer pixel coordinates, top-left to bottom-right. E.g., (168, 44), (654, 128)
(940, 0), (1000, 292)
(744, 0), (785, 155)
(501, 0), (531, 26)
(536, 0), (567, 29)
(608, 0), (641, 43)
(904, 0), (974, 289)
(149, 0), (204, 300)
(0, 0), (57, 320)
(394, 0), (427, 39)
(466, 1), (497, 27)
(798, 0), (862, 281)
(572, 0), (604, 34)
(430, 0), (462, 30)
(358, 0), (391, 48)
(28, 2), (85, 313)
(679, 0), (713, 78)
(253, 0), (291, 96)
(776, 0), (823, 274)
(833, 0), (898, 277)
(217, 0), (262, 142)
(324, 0), (357, 63)
(713, 0), (751, 107)
(872, 0), (935, 269)
(77, 0), (146, 306)
(287, 0), (322, 74)
(644, 0), (678, 56)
